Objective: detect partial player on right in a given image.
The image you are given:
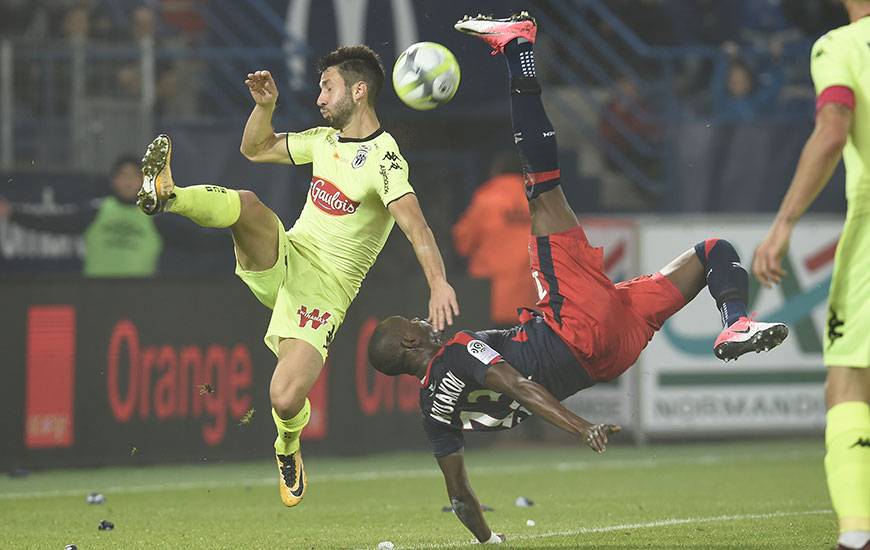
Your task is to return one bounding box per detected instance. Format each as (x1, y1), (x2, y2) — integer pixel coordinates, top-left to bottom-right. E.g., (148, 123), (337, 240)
(753, 1), (870, 549)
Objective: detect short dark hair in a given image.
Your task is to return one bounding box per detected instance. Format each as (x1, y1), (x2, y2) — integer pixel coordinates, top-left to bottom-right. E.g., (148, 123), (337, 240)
(367, 318), (408, 376)
(111, 154), (140, 177)
(317, 45), (385, 105)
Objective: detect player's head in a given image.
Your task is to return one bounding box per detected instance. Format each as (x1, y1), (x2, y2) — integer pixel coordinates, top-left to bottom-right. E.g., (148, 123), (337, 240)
(316, 45), (385, 129)
(110, 154), (142, 201)
(368, 316), (441, 377)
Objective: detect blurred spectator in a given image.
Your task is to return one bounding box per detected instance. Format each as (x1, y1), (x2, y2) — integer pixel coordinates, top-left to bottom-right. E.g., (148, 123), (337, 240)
(598, 76), (661, 176)
(0, 155), (163, 277)
(452, 152), (538, 327)
(712, 47), (784, 122)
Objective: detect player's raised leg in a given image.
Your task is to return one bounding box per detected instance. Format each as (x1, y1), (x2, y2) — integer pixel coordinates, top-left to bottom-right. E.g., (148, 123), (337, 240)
(658, 239), (788, 361)
(138, 133), (280, 270)
(456, 12), (578, 236)
(139, 134), (313, 506)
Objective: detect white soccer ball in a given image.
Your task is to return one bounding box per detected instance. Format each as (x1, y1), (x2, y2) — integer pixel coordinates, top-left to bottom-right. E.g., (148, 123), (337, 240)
(392, 42), (461, 110)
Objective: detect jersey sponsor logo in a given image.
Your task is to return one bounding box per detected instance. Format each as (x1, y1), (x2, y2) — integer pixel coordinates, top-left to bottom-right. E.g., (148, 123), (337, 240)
(297, 305), (332, 329)
(430, 370), (466, 425)
(309, 177), (360, 216)
(351, 145), (370, 169)
(466, 339), (500, 365)
(851, 438), (870, 449)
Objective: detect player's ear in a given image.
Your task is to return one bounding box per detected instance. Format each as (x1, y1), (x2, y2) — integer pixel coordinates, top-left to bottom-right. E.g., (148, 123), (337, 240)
(400, 333), (420, 349)
(352, 81), (367, 103)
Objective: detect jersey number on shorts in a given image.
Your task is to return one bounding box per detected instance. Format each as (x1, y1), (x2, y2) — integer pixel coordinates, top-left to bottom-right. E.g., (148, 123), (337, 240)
(531, 270), (548, 301)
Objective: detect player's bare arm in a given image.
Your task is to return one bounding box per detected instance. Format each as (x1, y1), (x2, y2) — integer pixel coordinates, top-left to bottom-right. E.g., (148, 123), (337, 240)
(753, 103), (852, 287)
(240, 70), (292, 164)
(388, 194), (460, 332)
(436, 452), (503, 544)
(484, 361), (620, 453)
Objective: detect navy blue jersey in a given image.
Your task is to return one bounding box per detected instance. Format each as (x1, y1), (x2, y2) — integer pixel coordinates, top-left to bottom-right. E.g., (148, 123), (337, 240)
(420, 309), (595, 457)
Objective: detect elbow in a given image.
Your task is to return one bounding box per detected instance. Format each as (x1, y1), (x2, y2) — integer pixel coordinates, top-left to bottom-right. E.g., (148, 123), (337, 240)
(240, 144), (255, 161)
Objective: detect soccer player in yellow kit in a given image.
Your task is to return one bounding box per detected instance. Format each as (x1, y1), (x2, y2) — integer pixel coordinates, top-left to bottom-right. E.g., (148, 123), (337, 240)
(754, 2), (870, 548)
(136, 46), (459, 507)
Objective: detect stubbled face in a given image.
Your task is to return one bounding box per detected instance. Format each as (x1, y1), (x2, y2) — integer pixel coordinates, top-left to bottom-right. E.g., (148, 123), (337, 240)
(317, 67), (355, 130)
(112, 163), (141, 201)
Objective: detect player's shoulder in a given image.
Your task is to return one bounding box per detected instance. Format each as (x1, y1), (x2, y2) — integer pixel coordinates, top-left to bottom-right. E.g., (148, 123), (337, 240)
(295, 126), (333, 137)
(813, 21), (861, 55)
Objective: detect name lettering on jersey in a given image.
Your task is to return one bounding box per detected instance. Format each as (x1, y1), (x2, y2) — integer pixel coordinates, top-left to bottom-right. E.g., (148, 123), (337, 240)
(429, 370), (466, 425)
(297, 305), (332, 329)
(309, 177), (360, 216)
(351, 145), (370, 169)
(466, 339), (500, 365)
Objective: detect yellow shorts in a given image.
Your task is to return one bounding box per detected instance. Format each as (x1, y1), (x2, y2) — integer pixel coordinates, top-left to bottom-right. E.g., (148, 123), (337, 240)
(235, 217), (351, 360)
(824, 212), (870, 368)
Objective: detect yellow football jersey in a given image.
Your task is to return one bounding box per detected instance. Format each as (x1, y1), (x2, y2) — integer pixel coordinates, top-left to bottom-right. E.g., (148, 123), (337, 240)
(283, 126), (415, 299)
(811, 16), (870, 214)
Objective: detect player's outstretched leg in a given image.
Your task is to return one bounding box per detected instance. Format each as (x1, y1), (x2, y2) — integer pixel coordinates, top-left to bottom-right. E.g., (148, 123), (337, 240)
(456, 12), (578, 236)
(138, 134), (242, 226)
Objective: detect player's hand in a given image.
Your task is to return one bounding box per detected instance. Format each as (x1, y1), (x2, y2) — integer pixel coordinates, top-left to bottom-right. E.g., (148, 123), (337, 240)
(580, 423), (621, 454)
(429, 281), (459, 332)
(245, 70), (279, 108)
(753, 222), (791, 288)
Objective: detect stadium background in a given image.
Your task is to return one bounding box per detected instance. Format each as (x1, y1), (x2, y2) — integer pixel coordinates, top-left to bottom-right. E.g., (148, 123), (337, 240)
(0, 1), (849, 547)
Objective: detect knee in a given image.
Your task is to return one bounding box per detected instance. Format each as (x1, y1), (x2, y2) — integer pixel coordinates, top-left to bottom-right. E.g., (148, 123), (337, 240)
(270, 383), (306, 418)
(694, 238), (737, 263)
(237, 189), (262, 211)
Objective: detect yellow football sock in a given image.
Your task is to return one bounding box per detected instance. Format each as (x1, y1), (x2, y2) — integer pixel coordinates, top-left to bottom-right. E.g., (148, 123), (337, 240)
(273, 399), (311, 456)
(825, 401), (870, 533)
(168, 185), (241, 228)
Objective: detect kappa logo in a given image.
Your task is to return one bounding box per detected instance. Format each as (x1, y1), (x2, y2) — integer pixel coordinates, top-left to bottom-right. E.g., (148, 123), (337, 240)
(323, 324), (335, 349)
(297, 305), (332, 329)
(850, 438), (870, 449)
(382, 151), (401, 171)
(352, 145), (370, 169)
(828, 307), (844, 344)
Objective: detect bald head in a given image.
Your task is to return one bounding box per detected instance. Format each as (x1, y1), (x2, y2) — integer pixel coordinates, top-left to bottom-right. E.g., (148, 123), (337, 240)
(368, 316), (413, 376)
(368, 315), (442, 377)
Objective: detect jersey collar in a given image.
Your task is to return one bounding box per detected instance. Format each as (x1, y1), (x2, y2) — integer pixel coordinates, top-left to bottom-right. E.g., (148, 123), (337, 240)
(420, 345), (447, 387)
(337, 127), (384, 143)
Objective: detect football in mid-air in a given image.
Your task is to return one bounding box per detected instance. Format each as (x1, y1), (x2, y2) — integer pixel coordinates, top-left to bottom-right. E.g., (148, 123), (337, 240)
(392, 42), (461, 110)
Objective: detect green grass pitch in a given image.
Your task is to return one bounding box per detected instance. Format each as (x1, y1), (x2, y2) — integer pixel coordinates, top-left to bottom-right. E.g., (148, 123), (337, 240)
(1, 438), (833, 549)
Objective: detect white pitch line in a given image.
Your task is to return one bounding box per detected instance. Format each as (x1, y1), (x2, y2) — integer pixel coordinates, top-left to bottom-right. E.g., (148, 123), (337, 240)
(0, 449), (820, 501)
(397, 509), (833, 550)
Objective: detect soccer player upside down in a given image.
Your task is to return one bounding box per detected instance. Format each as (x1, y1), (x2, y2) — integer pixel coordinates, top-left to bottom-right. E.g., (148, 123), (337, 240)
(368, 12), (789, 544)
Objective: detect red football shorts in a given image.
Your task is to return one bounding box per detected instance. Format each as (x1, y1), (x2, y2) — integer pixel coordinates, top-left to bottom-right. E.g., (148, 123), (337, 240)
(528, 226), (686, 382)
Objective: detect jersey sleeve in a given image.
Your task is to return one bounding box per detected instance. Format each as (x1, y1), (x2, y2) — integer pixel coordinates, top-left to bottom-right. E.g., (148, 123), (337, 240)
(423, 416), (465, 457)
(450, 332), (505, 387)
(375, 145), (415, 206)
(810, 31), (855, 95)
(284, 127), (328, 165)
